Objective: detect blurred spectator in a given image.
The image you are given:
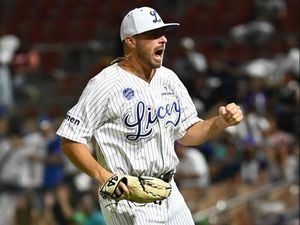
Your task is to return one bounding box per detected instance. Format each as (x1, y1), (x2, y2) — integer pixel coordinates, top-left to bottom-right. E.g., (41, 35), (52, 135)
(226, 102), (270, 148)
(242, 58), (277, 81)
(51, 183), (106, 225)
(40, 118), (64, 190)
(72, 193), (106, 225)
(230, 20), (275, 46)
(0, 125), (36, 225)
(29, 118), (64, 190)
(22, 116), (46, 189)
(244, 72), (269, 114)
(240, 137), (260, 184)
(11, 46), (40, 105)
(41, 191), (57, 225)
(189, 75), (222, 116)
(175, 142), (210, 212)
(269, 44), (299, 86)
(285, 47), (299, 76)
(207, 40), (241, 106)
(174, 36), (208, 94)
(230, 0), (287, 47)
(241, 41), (299, 89)
(264, 114), (293, 150)
(0, 35), (40, 111)
(211, 135), (241, 183)
(12, 193), (41, 225)
(175, 36), (208, 78)
(0, 107), (9, 153)
(52, 183), (74, 225)
(254, 0), (287, 24)
(0, 128), (36, 189)
(275, 71), (299, 135)
(0, 35), (20, 110)
(283, 141), (299, 183)
(264, 115), (295, 182)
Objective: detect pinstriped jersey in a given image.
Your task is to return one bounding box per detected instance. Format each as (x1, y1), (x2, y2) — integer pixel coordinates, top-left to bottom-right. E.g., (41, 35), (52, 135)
(56, 63), (201, 177)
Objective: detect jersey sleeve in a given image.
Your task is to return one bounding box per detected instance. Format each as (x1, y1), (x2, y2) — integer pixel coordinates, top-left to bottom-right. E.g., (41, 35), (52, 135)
(56, 75), (111, 145)
(170, 72), (202, 140)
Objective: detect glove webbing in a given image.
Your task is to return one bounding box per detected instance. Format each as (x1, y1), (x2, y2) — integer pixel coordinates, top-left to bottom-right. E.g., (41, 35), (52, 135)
(138, 176), (171, 198)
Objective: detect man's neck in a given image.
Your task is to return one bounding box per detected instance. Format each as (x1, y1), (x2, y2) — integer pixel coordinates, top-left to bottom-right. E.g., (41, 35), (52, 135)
(118, 58), (155, 83)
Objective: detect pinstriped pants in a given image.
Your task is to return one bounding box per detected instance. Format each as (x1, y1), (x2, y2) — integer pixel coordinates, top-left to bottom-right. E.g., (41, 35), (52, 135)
(99, 180), (195, 225)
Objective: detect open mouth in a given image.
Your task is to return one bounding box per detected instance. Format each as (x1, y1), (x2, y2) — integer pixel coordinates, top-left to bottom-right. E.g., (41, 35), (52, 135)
(154, 49), (164, 59)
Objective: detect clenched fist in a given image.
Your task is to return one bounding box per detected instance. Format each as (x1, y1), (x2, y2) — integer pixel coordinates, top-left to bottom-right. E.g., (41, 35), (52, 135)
(219, 103), (243, 127)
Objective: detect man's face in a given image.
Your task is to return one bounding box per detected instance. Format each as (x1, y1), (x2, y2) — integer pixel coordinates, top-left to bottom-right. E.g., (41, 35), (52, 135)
(134, 28), (167, 69)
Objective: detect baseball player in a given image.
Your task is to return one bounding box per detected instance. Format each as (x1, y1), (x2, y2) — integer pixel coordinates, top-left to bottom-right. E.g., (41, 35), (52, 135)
(56, 7), (243, 225)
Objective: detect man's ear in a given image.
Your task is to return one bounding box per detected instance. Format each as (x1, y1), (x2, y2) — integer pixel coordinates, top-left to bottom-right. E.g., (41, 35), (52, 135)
(124, 36), (136, 48)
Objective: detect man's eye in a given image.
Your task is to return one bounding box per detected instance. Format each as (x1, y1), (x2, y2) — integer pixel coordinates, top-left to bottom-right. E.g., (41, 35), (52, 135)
(149, 32), (163, 38)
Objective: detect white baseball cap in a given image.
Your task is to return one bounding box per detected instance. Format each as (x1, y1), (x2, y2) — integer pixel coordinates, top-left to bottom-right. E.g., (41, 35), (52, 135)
(120, 7), (179, 41)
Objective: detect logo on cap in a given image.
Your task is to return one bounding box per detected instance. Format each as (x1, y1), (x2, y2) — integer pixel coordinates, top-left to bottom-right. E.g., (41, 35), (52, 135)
(150, 10), (161, 23)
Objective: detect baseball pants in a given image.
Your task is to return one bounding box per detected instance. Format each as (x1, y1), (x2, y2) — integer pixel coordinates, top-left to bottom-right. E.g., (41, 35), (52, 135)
(99, 180), (195, 225)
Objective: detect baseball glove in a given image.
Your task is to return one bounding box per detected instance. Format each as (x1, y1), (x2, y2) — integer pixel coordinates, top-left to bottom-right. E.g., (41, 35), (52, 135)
(99, 174), (172, 204)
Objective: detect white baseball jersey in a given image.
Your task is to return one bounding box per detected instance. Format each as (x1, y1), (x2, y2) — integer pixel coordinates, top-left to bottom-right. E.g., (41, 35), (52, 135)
(57, 63), (201, 225)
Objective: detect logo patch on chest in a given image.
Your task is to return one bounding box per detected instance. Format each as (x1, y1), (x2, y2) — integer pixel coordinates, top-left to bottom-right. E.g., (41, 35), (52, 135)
(123, 88), (135, 100)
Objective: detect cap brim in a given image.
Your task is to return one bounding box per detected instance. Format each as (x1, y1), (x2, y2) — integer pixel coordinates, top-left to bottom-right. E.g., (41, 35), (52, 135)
(137, 23), (180, 36)
(150, 23), (180, 33)
(121, 23), (180, 41)
(161, 23), (180, 31)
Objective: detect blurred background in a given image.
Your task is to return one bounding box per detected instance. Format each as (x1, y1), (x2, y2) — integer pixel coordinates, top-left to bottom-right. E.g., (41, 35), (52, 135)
(0, 0), (299, 225)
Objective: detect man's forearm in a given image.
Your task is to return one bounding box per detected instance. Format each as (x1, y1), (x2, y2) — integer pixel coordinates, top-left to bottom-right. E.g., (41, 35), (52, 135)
(179, 103), (243, 146)
(178, 116), (226, 146)
(61, 138), (112, 185)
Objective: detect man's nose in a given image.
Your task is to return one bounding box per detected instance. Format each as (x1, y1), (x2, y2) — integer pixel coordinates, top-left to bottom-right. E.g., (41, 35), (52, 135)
(159, 35), (167, 43)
